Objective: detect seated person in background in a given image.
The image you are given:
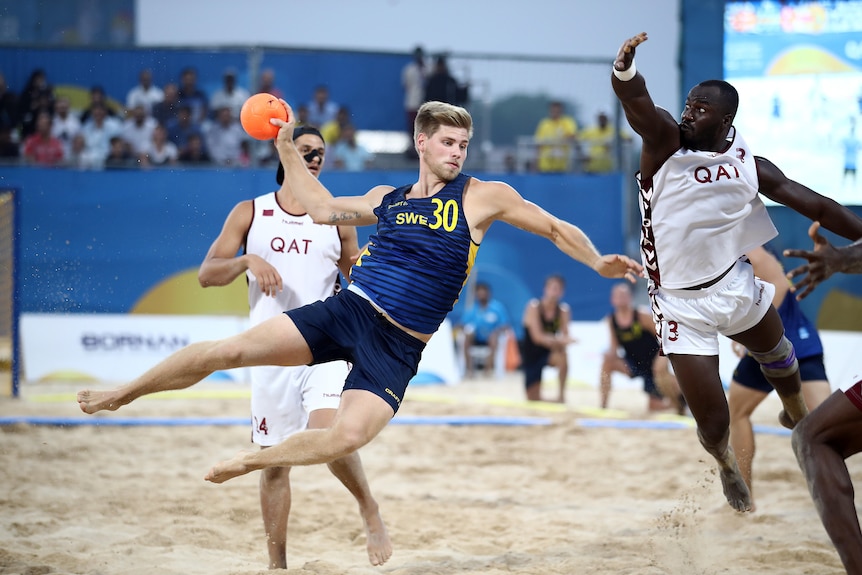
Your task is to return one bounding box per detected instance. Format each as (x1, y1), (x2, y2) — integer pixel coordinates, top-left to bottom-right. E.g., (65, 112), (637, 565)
(600, 282), (684, 413)
(520, 274), (575, 402)
(321, 105), (351, 146)
(204, 106), (246, 166)
(178, 133), (211, 165)
(22, 110), (64, 166)
(166, 104), (204, 153)
(728, 244), (830, 509)
(458, 282), (510, 379)
(579, 111), (631, 174)
(331, 124), (373, 171)
(104, 135), (136, 169)
(139, 124), (178, 167)
(534, 101), (578, 173)
(209, 67), (250, 120)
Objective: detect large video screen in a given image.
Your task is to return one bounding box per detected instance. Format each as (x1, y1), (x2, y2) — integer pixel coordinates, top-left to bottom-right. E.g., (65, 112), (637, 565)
(724, 1), (862, 206)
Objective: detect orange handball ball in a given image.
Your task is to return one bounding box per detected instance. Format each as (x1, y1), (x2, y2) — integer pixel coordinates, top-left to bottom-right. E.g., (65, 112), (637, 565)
(240, 93), (288, 140)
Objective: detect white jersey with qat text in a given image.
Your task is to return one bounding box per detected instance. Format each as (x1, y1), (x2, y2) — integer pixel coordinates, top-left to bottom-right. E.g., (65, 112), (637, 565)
(245, 192), (342, 327)
(637, 128), (777, 289)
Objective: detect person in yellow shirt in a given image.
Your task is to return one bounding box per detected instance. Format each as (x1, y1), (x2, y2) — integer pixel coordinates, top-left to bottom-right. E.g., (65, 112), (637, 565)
(580, 111), (631, 174)
(534, 101), (578, 172)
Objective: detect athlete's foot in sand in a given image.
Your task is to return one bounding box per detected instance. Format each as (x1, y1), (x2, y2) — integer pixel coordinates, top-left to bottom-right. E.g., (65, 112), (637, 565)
(76, 389), (129, 414)
(720, 466), (752, 512)
(362, 509), (392, 566)
(205, 452), (255, 484)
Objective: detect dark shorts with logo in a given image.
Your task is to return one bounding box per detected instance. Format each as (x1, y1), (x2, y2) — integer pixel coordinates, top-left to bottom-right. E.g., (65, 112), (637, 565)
(286, 288), (426, 413)
(733, 354), (827, 394)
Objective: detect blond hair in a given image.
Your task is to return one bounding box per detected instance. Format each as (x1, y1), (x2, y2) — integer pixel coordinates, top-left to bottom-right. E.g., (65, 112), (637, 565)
(414, 101), (473, 142)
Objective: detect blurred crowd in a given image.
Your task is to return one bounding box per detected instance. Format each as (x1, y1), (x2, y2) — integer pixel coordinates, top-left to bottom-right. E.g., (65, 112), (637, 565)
(0, 66), (375, 171)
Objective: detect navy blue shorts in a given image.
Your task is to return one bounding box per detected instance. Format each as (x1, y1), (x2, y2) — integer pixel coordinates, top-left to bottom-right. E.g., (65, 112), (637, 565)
(285, 289), (426, 413)
(523, 352), (550, 389)
(733, 354), (827, 394)
(625, 355), (660, 398)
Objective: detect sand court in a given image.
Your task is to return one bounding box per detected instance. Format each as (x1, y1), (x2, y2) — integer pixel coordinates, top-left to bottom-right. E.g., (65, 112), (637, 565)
(0, 375), (857, 574)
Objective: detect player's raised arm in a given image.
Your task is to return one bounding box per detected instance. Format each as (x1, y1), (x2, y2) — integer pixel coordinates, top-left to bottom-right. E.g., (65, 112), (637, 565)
(784, 222), (862, 300)
(611, 32), (679, 152)
(271, 105), (380, 227)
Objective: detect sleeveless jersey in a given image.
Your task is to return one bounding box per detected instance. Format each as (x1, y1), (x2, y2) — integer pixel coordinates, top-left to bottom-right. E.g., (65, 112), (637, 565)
(637, 129), (777, 288)
(611, 308), (659, 363)
(245, 192), (342, 327)
(776, 289), (822, 359)
(520, 300), (568, 364)
(350, 172), (478, 334)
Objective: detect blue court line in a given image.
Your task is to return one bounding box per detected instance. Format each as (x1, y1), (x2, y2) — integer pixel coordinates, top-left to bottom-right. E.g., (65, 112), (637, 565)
(0, 416), (793, 435)
(0, 415), (553, 427)
(577, 418), (793, 436)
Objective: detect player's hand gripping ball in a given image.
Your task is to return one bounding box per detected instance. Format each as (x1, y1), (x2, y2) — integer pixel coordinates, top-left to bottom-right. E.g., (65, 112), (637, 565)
(240, 93), (288, 140)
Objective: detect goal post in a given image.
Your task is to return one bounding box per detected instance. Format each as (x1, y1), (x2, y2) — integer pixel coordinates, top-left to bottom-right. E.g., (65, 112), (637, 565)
(0, 188), (19, 397)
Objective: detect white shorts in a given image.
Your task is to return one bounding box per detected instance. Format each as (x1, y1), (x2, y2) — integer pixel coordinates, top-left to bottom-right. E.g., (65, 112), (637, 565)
(250, 361), (349, 446)
(651, 259), (775, 356)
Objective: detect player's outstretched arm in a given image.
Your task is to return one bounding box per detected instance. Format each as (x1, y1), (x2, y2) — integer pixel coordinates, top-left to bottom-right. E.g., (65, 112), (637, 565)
(271, 105), (380, 227)
(486, 181), (642, 281)
(757, 157), (862, 242)
(784, 222), (862, 300)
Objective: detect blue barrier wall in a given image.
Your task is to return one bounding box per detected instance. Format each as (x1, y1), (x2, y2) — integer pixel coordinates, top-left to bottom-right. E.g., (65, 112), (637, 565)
(5, 167), (627, 331)
(6, 166), (862, 332)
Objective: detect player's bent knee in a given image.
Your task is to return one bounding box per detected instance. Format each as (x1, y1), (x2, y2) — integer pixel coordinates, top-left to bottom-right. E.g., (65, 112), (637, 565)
(750, 335), (798, 379)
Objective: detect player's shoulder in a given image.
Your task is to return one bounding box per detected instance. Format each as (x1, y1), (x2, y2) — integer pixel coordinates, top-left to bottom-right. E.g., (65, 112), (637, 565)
(559, 302), (571, 313)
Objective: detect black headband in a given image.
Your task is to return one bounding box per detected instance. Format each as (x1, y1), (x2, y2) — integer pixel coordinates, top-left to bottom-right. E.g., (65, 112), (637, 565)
(276, 125), (325, 185)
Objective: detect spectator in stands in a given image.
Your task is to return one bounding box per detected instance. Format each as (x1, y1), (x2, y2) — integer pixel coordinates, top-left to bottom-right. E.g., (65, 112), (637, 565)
(122, 104), (157, 156)
(321, 105), (351, 146)
(331, 123), (373, 171)
(458, 282), (511, 379)
(80, 85), (118, 124)
(140, 124), (178, 167)
(51, 96), (82, 157)
(80, 102), (122, 168)
(104, 135), (136, 169)
(307, 85), (338, 128)
(0, 126), (19, 161)
(295, 104), (310, 127)
(401, 46), (427, 159)
(424, 54), (468, 107)
(534, 101), (578, 173)
(204, 106), (246, 166)
(579, 111), (631, 174)
(152, 83), (180, 127)
(178, 67), (209, 124)
(126, 68), (164, 116)
(22, 111), (64, 166)
(178, 132), (211, 165)
(210, 67), (250, 120)
(257, 68), (283, 99)
(18, 69), (55, 139)
(63, 133), (99, 169)
(167, 104), (204, 155)
(0, 72), (19, 133)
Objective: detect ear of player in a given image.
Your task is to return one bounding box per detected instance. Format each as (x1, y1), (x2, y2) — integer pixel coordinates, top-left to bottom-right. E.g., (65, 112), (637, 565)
(240, 93), (288, 140)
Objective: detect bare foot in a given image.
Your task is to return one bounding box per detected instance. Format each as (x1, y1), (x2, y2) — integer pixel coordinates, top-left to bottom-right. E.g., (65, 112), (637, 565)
(76, 389), (128, 414)
(205, 451), (255, 484)
(720, 466), (752, 512)
(363, 509), (393, 566)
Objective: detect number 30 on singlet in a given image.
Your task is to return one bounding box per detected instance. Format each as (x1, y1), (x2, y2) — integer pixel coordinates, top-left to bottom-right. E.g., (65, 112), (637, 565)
(429, 198), (458, 232)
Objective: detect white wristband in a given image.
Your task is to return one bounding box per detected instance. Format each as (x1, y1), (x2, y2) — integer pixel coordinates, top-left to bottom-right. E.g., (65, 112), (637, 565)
(613, 61), (637, 81)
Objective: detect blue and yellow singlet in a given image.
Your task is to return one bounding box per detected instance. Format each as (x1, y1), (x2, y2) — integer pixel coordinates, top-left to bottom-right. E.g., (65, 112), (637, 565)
(350, 172), (478, 334)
